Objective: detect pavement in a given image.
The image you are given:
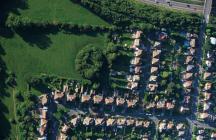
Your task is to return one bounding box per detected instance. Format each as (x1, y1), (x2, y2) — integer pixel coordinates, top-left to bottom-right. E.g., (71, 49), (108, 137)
(203, 0), (213, 23)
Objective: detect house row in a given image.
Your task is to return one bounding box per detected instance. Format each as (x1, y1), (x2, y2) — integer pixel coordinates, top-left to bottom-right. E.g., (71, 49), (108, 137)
(38, 94), (49, 140)
(198, 50), (216, 121)
(52, 85), (139, 109)
(194, 128), (216, 140)
(179, 37), (197, 114)
(59, 115), (153, 140)
(146, 41), (161, 92)
(145, 100), (175, 110)
(158, 120), (188, 138)
(128, 31), (143, 90)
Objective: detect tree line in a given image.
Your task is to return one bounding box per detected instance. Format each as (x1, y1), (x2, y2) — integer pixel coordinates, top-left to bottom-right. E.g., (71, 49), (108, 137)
(72, 0), (202, 33)
(5, 13), (114, 32)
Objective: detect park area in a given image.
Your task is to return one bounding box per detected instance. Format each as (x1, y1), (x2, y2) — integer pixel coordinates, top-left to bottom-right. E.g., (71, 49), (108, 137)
(0, 30), (107, 139)
(0, 0), (109, 139)
(15, 0), (109, 26)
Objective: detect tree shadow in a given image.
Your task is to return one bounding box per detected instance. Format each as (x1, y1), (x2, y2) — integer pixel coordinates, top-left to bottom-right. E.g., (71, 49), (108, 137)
(16, 27), (57, 50)
(0, 27), (14, 38)
(0, 101), (11, 139)
(63, 28), (101, 37)
(0, 44), (12, 139)
(0, 0), (28, 22)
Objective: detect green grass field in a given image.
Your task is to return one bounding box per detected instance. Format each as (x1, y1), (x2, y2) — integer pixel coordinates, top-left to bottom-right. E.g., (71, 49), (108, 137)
(0, 0), (110, 138)
(1, 31), (107, 89)
(16, 0), (109, 26)
(0, 30), (107, 139)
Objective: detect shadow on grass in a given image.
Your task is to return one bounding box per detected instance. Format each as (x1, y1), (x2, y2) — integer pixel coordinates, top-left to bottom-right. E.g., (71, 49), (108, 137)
(16, 27), (58, 50)
(63, 28), (101, 37)
(0, 44), (12, 139)
(0, 0), (28, 22)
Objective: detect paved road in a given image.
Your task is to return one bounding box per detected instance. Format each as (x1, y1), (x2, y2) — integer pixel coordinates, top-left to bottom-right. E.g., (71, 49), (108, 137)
(138, 0), (203, 13)
(203, 0), (212, 23)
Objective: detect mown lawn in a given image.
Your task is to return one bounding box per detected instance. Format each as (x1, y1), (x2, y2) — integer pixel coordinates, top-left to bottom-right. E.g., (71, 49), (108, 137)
(0, 30), (107, 139)
(16, 0), (109, 26)
(1, 31), (107, 90)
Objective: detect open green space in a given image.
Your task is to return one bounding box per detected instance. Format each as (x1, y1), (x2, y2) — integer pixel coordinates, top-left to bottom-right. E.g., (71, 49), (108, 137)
(0, 30), (107, 139)
(0, 31), (107, 90)
(15, 0), (109, 26)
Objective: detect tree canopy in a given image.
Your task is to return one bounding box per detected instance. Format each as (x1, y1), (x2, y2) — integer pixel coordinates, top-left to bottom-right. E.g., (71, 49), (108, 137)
(75, 45), (105, 80)
(72, 0), (201, 32)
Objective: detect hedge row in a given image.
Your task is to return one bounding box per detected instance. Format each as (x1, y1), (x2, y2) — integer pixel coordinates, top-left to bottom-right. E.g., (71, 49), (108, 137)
(5, 13), (116, 32)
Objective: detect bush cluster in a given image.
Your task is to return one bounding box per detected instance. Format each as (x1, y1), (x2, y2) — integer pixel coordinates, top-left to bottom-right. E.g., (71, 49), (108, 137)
(72, 0), (201, 32)
(5, 13), (114, 32)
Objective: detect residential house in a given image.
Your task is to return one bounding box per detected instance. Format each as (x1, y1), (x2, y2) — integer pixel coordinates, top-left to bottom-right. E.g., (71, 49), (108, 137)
(61, 124), (70, 134)
(151, 67), (158, 74)
(134, 66), (142, 74)
(189, 48), (196, 55)
(132, 75), (140, 82)
(146, 102), (156, 109)
(203, 92), (211, 101)
(203, 102), (210, 111)
(39, 94), (48, 106)
(182, 72), (193, 80)
(183, 81), (193, 89)
(116, 97), (125, 106)
(179, 106), (190, 113)
(149, 75), (157, 82)
(158, 121), (167, 132)
(156, 100), (165, 109)
(147, 83), (158, 92)
(211, 132), (216, 139)
(126, 119), (135, 127)
(190, 38), (196, 48)
(127, 99), (138, 108)
(66, 94), (76, 102)
(117, 118), (126, 126)
(176, 123), (185, 130)
(204, 82), (212, 91)
(198, 112), (209, 120)
(167, 121), (174, 130)
(132, 31), (142, 39)
(206, 60), (212, 68)
(185, 55), (193, 64)
(83, 117), (94, 126)
(166, 102), (175, 110)
(106, 118), (116, 127)
(186, 65), (195, 72)
(81, 94), (91, 103)
(70, 116), (80, 127)
(135, 49), (143, 57)
(95, 118), (105, 126)
(135, 120), (143, 127)
(143, 121), (150, 128)
(105, 97), (114, 105)
(152, 58), (159, 65)
(203, 72), (212, 80)
(152, 49), (161, 58)
(53, 90), (65, 103)
(93, 95), (103, 104)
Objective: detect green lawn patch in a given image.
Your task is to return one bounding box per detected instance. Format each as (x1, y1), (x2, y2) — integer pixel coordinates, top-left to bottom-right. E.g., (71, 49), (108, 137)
(15, 0), (109, 26)
(0, 30), (107, 138)
(0, 31), (107, 90)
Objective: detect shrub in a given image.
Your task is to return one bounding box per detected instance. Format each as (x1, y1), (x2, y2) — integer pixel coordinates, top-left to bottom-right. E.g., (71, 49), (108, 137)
(75, 45), (105, 80)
